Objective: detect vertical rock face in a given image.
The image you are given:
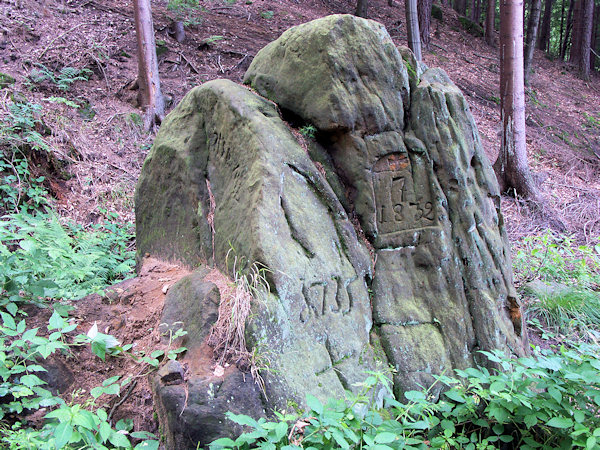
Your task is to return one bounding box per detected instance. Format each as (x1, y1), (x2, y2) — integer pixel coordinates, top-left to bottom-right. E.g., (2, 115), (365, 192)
(136, 77), (376, 411)
(136, 14), (526, 442)
(244, 14), (526, 396)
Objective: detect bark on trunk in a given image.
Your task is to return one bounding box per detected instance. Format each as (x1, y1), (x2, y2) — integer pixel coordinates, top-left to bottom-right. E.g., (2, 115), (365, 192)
(579, 0), (594, 79)
(419, 0), (433, 50)
(133, 0), (164, 132)
(524, 0), (542, 84)
(592, 3), (599, 69)
(570, 0), (583, 63)
(406, 0), (423, 60)
(486, 0), (497, 45)
(559, 0), (566, 53)
(455, 0), (467, 15)
(537, 0), (554, 51)
(494, 0), (543, 205)
(356, 0), (368, 17)
(561, 0), (575, 59)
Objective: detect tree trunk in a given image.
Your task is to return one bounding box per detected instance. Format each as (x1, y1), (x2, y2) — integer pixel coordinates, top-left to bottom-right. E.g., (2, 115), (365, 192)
(579, 0), (594, 79)
(494, 0), (542, 204)
(475, 0), (483, 22)
(388, 0), (394, 6)
(133, 0), (164, 132)
(406, 0), (423, 60)
(524, 0), (542, 85)
(537, 0), (554, 51)
(455, 0), (467, 15)
(486, 0), (497, 45)
(561, 0), (575, 59)
(419, 0), (433, 50)
(356, 0), (368, 17)
(559, 0), (566, 54)
(592, 3), (599, 69)
(570, 0), (583, 63)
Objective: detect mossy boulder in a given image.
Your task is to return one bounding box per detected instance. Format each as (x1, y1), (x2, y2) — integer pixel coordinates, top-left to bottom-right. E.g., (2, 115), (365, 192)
(136, 78), (376, 412)
(136, 14), (527, 445)
(244, 14), (410, 134)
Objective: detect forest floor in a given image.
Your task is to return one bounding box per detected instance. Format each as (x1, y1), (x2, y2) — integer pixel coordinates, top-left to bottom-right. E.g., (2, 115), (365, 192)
(1, 0), (600, 441)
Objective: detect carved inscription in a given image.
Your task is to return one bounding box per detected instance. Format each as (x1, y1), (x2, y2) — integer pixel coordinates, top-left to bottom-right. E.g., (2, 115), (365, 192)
(373, 153), (436, 236)
(299, 277), (362, 323)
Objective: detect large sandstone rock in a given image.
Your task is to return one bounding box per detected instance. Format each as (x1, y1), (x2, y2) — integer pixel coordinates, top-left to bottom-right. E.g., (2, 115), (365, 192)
(136, 14), (527, 447)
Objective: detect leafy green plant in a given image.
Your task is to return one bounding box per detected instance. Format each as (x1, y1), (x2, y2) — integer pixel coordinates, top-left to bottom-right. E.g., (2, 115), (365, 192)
(210, 345), (600, 449)
(528, 288), (600, 333)
(515, 231), (600, 334)
(299, 124), (317, 139)
(0, 210), (135, 311)
(203, 35), (225, 45)
(27, 64), (92, 92)
(514, 231), (600, 289)
(0, 100), (51, 213)
(260, 10), (274, 19)
(583, 112), (600, 129)
(167, 0), (202, 26)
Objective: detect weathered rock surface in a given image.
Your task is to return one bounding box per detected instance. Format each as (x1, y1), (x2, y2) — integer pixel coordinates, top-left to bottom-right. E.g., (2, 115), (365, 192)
(153, 270), (266, 449)
(136, 13), (527, 447)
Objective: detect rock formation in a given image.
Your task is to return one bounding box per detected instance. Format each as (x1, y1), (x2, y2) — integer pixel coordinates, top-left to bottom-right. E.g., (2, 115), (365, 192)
(135, 14), (527, 448)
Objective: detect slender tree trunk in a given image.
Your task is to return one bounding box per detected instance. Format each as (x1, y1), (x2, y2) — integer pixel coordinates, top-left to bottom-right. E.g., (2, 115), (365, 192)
(419, 0), (433, 50)
(537, 0), (554, 51)
(592, 3), (599, 69)
(133, 0), (164, 132)
(561, 0), (575, 59)
(486, 0), (497, 45)
(475, 0), (483, 22)
(579, 0), (594, 79)
(406, 0), (423, 60)
(570, 0), (583, 63)
(388, 0), (394, 6)
(356, 0), (368, 17)
(524, 0), (542, 84)
(559, 0), (566, 54)
(455, 0), (467, 15)
(494, 0), (542, 204)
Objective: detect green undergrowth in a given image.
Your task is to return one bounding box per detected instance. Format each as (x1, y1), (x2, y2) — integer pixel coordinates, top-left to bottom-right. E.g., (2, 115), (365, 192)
(209, 232), (600, 450)
(0, 209), (135, 309)
(514, 231), (600, 335)
(211, 345), (600, 450)
(1, 87), (166, 448)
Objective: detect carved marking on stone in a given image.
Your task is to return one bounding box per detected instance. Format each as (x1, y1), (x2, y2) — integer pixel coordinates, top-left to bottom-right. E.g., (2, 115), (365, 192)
(373, 152), (438, 239)
(300, 276), (362, 322)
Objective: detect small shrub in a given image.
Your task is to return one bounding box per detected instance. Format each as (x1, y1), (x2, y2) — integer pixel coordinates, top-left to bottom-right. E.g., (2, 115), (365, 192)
(167, 0), (202, 26)
(0, 100), (51, 213)
(458, 16), (484, 37)
(210, 346), (600, 449)
(0, 210), (135, 309)
(514, 231), (600, 290)
(299, 124), (317, 139)
(27, 64), (92, 92)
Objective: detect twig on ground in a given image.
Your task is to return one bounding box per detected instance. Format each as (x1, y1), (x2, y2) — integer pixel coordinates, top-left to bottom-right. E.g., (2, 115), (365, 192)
(178, 51), (199, 74)
(107, 379), (137, 422)
(217, 55), (225, 74)
(39, 23), (90, 59)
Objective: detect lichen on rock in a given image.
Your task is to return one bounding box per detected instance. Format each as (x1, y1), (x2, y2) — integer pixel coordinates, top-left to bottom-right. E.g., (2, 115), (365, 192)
(136, 13), (527, 448)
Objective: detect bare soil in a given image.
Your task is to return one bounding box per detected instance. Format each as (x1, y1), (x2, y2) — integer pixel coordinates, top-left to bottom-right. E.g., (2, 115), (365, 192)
(1, 0), (600, 440)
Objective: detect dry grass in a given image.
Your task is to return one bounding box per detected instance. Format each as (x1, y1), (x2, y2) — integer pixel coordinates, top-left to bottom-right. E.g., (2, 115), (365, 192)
(205, 255), (270, 394)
